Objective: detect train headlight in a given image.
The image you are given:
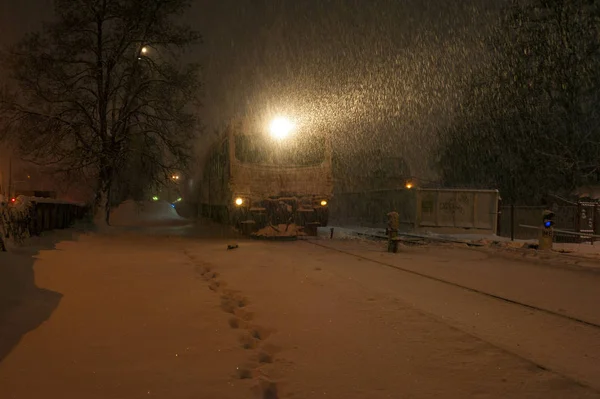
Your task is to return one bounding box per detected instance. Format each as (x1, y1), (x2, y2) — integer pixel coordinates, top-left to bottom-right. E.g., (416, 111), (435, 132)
(320, 200), (327, 206)
(234, 197), (244, 206)
(269, 116), (295, 140)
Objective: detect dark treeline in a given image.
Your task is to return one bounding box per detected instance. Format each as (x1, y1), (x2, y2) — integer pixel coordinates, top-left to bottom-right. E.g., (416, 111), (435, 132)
(437, 0), (600, 204)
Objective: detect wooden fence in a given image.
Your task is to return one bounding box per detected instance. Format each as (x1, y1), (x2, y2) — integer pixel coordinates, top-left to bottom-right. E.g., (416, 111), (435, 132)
(1, 197), (88, 249)
(28, 201), (89, 235)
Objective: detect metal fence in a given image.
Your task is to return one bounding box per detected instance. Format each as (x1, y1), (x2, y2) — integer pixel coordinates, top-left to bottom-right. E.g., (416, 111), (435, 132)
(498, 202), (600, 242)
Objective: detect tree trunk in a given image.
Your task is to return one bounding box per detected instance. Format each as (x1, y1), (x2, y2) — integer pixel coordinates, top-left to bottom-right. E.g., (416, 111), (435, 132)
(95, 159), (114, 227)
(104, 179), (112, 226)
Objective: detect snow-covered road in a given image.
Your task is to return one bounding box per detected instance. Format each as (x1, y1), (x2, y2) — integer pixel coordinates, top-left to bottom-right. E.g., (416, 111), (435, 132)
(1, 221), (599, 398)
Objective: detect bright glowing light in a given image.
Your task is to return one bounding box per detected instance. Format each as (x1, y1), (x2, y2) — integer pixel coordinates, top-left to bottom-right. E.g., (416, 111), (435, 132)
(176, 197), (182, 202)
(141, 46), (148, 54)
(235, 197), (243, 206)
(269, 117), (295, 140)
(320, 200), (327, 206)
(405, 182), (413, 189)
(544, 221), (552, 228)
(172, 175), (180, 180)
(152, 196), (159, 201)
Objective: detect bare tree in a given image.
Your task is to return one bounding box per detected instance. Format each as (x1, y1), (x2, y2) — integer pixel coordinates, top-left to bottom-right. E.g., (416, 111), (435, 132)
(0, 0), (201, 224)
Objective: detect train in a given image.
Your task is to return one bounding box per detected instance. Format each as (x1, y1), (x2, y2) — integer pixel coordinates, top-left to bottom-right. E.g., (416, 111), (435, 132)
(197, 119), (333, 232)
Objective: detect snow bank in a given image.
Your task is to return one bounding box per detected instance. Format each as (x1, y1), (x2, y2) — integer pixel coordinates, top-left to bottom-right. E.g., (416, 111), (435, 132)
(317, 226), (382, 241)
(546, 242), (600, 259)
(253, 223), (304, 237)
(108, 200), (185, 227)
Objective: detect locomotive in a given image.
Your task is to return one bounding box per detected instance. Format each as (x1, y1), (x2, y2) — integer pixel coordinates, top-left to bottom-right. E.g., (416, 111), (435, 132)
(198, 118), (333, 232)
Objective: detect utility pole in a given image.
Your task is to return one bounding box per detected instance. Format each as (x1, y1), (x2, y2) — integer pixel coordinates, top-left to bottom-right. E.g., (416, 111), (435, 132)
(8, 157), (12, 199)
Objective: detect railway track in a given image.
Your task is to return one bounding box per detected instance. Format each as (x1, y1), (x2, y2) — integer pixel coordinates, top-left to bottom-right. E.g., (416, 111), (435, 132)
(303, 238), (600, 330)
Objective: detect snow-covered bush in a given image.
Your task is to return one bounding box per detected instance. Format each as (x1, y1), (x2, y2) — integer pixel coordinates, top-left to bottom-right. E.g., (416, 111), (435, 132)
(0, 195), (34, 245)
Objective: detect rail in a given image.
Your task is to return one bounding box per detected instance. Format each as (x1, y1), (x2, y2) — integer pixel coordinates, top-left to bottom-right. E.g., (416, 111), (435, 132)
(519, 224), (600, 243)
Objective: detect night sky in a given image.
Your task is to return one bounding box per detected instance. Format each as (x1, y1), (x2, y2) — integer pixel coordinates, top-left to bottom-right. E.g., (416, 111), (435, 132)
(1, 0), (505, 176)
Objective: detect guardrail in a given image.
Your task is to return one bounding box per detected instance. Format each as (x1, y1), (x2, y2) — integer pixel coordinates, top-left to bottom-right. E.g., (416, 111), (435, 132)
(520, 224), (600, 245)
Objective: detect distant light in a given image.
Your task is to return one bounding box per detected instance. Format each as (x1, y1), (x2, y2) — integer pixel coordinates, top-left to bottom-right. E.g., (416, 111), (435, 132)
(176, 197), (182, 202)
(235, 197), (243, 206)
(405, 182), (413, 189)
(27, 175), (31, 179)
(141, 46), (148, 54)
(320, 200), (327, 206)
(171, 204), (175, 208)
(11, 198), (16, 203)
(152, 196), (159, 201)
(544, 221), (552, 228)
(269, 117), (295, 140)
(172, 175), (180, 180)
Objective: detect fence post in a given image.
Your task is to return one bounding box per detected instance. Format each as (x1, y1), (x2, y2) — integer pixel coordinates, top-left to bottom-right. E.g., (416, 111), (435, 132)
(592, 206), (595, 246)
(577, 202), (584, 244)
(593, 203), (598, 246)
(496, 197), (502, 237)
(510, 204), (515, 241)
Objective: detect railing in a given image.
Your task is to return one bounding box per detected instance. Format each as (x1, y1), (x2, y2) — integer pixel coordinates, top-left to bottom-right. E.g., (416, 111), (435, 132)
(519, 224), (600, 244)
(498, 202), (600, 243)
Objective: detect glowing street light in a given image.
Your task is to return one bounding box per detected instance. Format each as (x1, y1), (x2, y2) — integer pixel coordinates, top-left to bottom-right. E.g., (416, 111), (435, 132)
(172, 174), (180, 181)
(269, 117), (295, 140)
(405, 182), (414, 189)
(141, 46), (148, 54)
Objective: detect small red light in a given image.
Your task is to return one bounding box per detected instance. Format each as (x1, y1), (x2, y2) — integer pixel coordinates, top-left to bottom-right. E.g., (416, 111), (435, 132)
(11, 198), (16, 202)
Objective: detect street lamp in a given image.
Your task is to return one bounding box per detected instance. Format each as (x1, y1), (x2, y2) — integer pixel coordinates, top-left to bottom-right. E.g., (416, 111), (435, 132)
(141, 46), (148, 54)
(269, 117), (295, 140)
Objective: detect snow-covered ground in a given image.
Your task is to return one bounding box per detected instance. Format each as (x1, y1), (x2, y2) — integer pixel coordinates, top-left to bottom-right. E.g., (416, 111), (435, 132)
(1, 214), (600, 398)
(108, 199), (187, 227)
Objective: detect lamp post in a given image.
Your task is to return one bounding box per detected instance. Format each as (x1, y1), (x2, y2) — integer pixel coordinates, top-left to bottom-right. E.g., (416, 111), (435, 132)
(7, 157), (12, 198)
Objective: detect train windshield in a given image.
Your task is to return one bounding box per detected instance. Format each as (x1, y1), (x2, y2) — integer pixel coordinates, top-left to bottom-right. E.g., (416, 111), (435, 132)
(234, 134), (326, 166)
